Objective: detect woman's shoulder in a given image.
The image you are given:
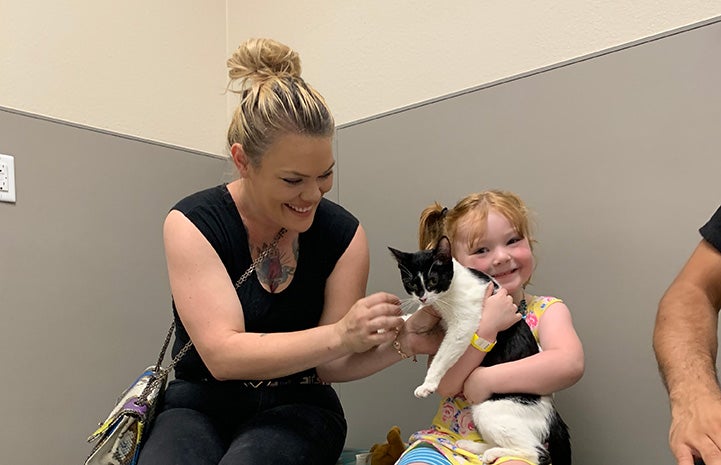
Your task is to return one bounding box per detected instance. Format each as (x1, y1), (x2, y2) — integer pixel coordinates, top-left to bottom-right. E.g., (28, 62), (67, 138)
(168, 185), (241, 256)
(171, 184), (228, 214)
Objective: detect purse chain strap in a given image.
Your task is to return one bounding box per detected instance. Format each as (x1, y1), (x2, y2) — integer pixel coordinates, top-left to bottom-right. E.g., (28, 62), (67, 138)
(137, 227), (287, 404)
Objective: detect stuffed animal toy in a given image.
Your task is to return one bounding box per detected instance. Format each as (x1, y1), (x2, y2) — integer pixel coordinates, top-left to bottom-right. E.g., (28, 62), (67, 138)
(369, 426), (407, 465)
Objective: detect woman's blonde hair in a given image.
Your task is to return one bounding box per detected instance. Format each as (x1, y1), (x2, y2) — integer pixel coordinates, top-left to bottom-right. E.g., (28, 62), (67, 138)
(226, 38), (335, 165)
(418, 190), (535, 253)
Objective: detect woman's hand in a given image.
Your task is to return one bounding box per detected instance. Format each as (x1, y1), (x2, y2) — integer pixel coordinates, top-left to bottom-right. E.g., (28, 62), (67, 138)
(335, 292), (404, 353)
(477, 286), (521, 335)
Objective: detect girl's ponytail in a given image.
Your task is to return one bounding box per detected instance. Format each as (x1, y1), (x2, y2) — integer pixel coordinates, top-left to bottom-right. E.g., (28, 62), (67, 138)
(418, 202), (447, 250)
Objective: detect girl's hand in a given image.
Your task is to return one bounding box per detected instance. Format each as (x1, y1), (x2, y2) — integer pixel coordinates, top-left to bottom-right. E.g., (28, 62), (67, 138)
(335, 292), (404, 353)
(478, 286), (521, 334)
(463, 366), (494, 404)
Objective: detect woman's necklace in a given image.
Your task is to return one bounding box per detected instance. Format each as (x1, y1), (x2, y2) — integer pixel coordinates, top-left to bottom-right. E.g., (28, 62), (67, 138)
(234, 227), (287, 289)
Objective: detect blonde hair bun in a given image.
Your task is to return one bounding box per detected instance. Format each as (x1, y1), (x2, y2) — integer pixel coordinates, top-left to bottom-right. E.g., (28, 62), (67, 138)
(227, 38), (302, 84)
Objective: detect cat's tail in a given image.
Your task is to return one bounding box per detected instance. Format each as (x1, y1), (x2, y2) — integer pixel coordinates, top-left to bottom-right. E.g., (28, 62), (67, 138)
(546, 410), (572, 465)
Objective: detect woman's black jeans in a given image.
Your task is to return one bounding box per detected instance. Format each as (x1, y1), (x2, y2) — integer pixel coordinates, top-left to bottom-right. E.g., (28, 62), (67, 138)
(137, 378), (347, 465)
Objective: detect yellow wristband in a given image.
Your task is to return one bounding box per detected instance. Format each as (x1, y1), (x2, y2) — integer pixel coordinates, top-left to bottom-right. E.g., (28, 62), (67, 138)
(471, 333), (496, 352)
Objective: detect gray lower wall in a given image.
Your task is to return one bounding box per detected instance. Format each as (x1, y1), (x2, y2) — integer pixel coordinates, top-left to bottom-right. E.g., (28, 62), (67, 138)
(335, 17), (721, 464)
(0, 109), (227, 465)
(2, 16), (721, 465)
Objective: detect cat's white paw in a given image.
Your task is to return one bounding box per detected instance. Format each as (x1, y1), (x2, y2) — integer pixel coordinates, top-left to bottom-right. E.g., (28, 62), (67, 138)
(455, 439), (487, 455)
(414, 384), (436, 398)
(482, 448), (505, 464)
(482, 448), (532, 465)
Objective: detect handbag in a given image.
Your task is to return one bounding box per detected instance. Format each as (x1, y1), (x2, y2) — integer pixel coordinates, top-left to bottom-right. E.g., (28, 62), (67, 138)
(85, 227), (286, 465)
(84, 324), (192, 465)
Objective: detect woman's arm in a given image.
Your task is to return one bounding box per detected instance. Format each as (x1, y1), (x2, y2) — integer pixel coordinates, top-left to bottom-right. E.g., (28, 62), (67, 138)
(165, 212), (403, 381)
(317, 225), (431, 382)
(462, 301), (584, 403)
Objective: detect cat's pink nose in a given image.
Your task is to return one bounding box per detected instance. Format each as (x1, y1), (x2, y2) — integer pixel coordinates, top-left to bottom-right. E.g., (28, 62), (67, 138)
(419, 296), (427, 303)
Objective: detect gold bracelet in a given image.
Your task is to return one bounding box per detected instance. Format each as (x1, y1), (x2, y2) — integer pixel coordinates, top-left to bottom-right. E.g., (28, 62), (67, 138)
(393, 330), (417, 362)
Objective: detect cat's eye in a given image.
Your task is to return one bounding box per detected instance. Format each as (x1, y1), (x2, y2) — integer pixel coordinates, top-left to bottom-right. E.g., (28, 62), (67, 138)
(427, 276), (438, 287)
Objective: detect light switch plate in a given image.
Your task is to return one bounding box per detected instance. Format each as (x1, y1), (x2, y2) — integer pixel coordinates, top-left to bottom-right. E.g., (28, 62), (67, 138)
(0, 153), (16, 203)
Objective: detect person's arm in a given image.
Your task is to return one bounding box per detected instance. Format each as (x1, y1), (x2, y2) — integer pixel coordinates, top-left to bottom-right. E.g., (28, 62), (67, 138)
(461, 300), (584, 403)
(434, 286), (521, 397)
(315, 224), (422, 382)
(653, 239), (721, 465)
(165, 212), (404, 381)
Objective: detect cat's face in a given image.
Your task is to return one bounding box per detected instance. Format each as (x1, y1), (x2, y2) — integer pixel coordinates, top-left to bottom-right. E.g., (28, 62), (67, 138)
(388, 237), (454, 307)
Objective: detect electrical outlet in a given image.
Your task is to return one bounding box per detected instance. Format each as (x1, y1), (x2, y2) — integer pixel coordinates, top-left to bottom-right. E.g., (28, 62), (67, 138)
(0, 163), (8, 191)
(0, 154), (16, 203)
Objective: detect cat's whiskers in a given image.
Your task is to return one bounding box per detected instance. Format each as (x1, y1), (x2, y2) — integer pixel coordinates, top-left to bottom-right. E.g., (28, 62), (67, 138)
(428, 296), (452, 315)
(399, 297), (421, 314)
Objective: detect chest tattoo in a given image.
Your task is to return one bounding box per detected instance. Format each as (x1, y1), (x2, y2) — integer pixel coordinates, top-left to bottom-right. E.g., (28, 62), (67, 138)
(255, 238), (298, 293)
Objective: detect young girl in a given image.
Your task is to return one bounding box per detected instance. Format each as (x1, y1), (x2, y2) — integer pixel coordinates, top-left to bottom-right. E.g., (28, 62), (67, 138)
(396, 190), (585, 465)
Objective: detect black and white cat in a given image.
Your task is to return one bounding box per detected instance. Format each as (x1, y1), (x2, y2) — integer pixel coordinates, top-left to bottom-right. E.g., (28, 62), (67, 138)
(388, 236), (570, 465)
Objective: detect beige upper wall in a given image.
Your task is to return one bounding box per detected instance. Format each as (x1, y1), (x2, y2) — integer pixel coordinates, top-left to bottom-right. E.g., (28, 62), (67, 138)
(0, 0), (228, 155)
(230, 0), (721, 127)
(2, 1), (720, 155)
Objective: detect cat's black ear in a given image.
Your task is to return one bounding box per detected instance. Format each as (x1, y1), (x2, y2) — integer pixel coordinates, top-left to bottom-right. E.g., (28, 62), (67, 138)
(435, 236), (452, 261)
(388, 246), (405, 263)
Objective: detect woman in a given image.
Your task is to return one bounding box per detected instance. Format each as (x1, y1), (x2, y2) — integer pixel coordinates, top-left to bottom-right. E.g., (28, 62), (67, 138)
(137, 38), (438, 465)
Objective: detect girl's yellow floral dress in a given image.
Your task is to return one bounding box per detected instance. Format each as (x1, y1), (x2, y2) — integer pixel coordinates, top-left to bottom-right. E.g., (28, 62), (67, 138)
(396, 296), (562, 465)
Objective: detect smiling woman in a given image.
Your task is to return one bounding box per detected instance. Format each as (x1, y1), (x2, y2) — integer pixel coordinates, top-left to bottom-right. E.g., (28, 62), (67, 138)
(134, 38), (444, 465)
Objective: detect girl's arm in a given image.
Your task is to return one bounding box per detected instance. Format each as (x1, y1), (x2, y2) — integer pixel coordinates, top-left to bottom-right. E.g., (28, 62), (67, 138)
(435, 287), (522, 397)
(462, 301), (584, 403)
(166, 212), (404, 381)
